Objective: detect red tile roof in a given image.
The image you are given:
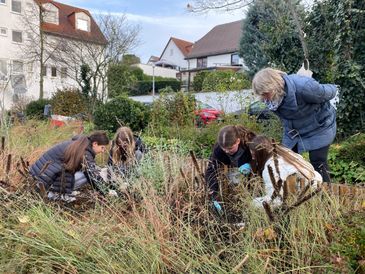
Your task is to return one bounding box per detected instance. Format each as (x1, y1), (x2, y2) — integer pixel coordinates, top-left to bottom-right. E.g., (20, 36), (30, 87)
(36, 0), (107, 45)
(171, 37), (193, 56)
(160, 37), (193, 58)
(187, 20), (242, 59)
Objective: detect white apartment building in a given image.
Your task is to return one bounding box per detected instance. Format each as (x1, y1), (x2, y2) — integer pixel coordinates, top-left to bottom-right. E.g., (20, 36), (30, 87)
(0, 0), (107, 109)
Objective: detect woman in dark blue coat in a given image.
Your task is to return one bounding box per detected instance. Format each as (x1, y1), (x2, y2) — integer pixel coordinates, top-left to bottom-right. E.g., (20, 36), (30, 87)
(252, 68), (338, 182)
(30, 131), (109, 200)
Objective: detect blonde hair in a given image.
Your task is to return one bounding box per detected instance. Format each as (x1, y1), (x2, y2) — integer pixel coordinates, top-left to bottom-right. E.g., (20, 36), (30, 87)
(252, 68), (286, 102)
(111, 127), (136, 165)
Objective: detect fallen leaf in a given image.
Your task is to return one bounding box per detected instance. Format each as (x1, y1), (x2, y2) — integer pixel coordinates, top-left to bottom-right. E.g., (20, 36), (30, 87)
(18, 216), (30, 224)
(264, 227), (277, 241)
(325, 223), (335, 231)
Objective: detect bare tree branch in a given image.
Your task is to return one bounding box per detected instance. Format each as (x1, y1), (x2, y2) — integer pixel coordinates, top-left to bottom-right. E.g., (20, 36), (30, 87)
(187, 0), (255, 13)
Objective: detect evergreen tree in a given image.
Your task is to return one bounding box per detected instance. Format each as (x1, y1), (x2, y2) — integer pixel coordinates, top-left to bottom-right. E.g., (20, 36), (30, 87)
(305, 0), (337, 82)
(239, 0), (304, 76)
(332, 0), (365, 137)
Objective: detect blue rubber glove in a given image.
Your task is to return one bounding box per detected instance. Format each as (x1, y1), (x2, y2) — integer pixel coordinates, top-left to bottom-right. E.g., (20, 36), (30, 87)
(213, 200), (223, 215)
(238, 163), (251, 175)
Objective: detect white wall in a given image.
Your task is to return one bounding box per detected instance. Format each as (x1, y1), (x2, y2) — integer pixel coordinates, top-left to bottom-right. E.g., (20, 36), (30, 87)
(0, 0), (104, 109)
(130, 89), (255, 114)
(0, 0), (29, 108)
(134, 64), (178, 79)
(160, 40), (189, 70)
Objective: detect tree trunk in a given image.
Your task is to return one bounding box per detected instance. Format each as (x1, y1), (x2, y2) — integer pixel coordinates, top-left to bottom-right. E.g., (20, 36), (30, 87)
(39, 6), (44, 99)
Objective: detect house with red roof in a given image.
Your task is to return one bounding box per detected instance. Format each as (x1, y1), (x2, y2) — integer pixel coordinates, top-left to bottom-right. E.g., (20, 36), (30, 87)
(0, 0), (107, 109)
(157, 37), (193, 71)
(181, 20), (245, 90)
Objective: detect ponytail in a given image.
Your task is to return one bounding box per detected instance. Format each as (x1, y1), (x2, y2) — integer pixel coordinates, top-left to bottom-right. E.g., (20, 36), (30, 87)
(64, 131), (109, 172)
(64, 136), (90, 172)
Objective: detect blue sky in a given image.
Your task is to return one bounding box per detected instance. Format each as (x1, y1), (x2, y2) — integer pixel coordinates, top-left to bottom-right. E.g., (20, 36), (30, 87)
(60, 0), (245, 63)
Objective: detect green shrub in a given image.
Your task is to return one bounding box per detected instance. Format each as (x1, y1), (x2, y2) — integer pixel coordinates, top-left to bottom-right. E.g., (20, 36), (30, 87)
(147, 110), (272, 158)
(129, 79), (181, 96)
(25, 98), (52, 119)
(202, 71), (251, 92)
(192, 71), (209, 92)
(107, 64), (142, 98)
(50, 88), (88, 117)
(147, 91), (196, 136)
(328, 133), (365, 184)
(93, 96), (150, 132)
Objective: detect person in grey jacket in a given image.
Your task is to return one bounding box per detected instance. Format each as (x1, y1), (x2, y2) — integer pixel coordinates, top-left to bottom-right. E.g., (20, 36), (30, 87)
(30, 131), (109, 199)
(252, 68), (338, 182)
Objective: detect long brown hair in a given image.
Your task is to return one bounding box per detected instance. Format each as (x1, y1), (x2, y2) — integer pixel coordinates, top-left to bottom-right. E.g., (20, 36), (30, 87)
(64, 131), (109, 172)
(111, 126), (136, 165)
(218, 125), (256, 149)
(248, 135), (315, 180)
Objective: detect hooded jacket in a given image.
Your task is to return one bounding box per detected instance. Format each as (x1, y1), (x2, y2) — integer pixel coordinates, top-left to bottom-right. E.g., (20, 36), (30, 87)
(274, 74), (337, 152)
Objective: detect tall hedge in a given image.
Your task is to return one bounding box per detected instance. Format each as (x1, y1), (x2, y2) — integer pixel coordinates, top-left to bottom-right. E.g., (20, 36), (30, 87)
(129, 79), (181, 96)
(239, 0), (304, 76)
(93, 96), (150, 132)
(107, 64), (143, 98)
(201, 70), (251, 92)
(306, 0), (365, 137)
(192, 71), (209, 92)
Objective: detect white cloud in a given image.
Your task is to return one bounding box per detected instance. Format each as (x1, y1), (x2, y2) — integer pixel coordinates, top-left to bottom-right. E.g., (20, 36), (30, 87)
(92, 9), (245, 63)
(129, 12), (243, 62)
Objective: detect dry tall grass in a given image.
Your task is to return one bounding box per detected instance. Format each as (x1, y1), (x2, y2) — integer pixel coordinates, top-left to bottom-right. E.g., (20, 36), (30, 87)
(0, 121), (364, 273)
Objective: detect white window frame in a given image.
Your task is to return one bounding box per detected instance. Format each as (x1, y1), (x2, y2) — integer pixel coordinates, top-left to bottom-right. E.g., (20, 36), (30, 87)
(27, 62), (33, 73)
(231, 53), (240, 66)
(197, 57), (207, 68)
(12, 30), (22, 43)
(0, 59), (8, 79)
(12, 60), (23, 74)
(76, 18), (89, 31)
(0, 27), (7, 36)
(0, 0), (6, 5)
(44, 9), (58, 24)
(51, 66), (57, 77)
(60, 67), (67, 79)
(11, 0), (21, 13)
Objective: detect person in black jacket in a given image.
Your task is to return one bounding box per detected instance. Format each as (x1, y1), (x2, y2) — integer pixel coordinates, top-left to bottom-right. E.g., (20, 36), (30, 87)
(108, 126), (146, 177)
(30, 131), (109, 200)
(205, 125), (256, 203)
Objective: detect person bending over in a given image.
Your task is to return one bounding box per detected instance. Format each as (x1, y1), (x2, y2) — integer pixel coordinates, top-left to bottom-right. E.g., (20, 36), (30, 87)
(205, 125), (256, 201)
(252, 68), (338, 182)
(108, 126), (146, 177)
(247, 135), (322, 208)
(30, 131), (109, 201)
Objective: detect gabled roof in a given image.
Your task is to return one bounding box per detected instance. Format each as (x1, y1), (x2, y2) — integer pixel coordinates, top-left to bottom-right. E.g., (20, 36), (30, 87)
(148, 55), (160, 63)
(35, 0), (107, 45)
(186, 20), (242, 59)
(160, 37), (193, 58)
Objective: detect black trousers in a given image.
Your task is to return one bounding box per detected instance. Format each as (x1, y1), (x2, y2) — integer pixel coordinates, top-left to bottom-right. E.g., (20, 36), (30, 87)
(292, 144), (331, 183)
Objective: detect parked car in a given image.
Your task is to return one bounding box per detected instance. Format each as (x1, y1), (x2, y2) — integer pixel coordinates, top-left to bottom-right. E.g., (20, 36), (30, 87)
(195, 101), (224, 126)
(232, 100), (275, 121)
